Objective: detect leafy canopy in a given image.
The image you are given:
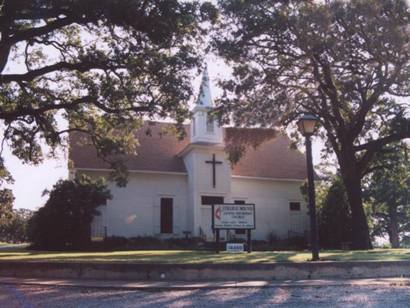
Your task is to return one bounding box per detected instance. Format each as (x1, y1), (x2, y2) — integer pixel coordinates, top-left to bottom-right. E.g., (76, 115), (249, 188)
(0, 0), (217, 184)
(215, 0), (409, 175)
(215, 0), (410, 249)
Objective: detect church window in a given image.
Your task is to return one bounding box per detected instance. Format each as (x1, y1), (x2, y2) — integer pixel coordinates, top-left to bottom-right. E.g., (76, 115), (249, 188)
(160, 198), (173, 233)
(206, 114), (214, 133)
(91, 213), (105, 241)
(201, 196), (224, 206)
(289, 202), (301, 211)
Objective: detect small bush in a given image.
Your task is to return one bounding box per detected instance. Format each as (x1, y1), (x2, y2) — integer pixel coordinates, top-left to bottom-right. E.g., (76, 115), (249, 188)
(318, 177), (352, 249)
(28, 175), (111, 250)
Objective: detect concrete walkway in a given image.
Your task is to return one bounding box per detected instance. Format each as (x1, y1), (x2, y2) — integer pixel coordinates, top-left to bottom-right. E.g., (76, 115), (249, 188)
(0, 276), (409, 290)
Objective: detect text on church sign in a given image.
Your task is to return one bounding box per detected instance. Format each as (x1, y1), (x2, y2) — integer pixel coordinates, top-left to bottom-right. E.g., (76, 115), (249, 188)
(212, 203), (255, 230)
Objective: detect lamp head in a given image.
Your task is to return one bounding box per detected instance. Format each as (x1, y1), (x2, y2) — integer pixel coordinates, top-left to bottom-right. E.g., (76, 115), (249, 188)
(297, 113), (319, 136)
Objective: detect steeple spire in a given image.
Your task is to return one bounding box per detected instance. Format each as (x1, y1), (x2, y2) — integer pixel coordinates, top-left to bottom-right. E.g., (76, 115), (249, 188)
(190, 65), (223, 144)
(196, 65), (213, 107)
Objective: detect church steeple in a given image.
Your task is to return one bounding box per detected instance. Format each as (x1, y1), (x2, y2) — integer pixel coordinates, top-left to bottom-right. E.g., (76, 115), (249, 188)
(196, 65), (213, 107)
(190, 66), (223, 144)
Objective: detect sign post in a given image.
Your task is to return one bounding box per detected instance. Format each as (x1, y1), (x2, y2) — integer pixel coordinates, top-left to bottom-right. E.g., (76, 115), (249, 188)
(212, 203), (255, 253)
(247, 229), (252, 253)
(215, 229), (220, 254)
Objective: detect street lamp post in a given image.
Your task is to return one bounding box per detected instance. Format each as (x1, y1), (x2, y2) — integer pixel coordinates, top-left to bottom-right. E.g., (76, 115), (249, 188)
(297, 114), (320, 261)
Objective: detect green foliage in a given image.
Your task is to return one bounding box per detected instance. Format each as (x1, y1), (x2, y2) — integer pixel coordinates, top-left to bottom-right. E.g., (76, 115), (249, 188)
(301, 175), (354, 249)
(224, 128), (277, 165)
(28, 175), (111, 250)
(0, 0), (216, 184)
(0, 208), (33, 243)
(215, 0), (410, 249)
(0, 157), (14, 222)
(0, 188), (14, 221)
(318, 177), (352, 249)
(364, 143), (410, 247)
(0, 185), (16, 243)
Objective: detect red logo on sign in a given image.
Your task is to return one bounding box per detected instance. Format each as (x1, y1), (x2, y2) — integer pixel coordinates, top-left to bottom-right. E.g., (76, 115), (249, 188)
(215, 207), (221, 220)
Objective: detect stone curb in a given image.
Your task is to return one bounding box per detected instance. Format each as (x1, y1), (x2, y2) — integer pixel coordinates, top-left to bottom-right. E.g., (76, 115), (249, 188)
(1, 260), (410, 281)
(0, 277), (409, 291)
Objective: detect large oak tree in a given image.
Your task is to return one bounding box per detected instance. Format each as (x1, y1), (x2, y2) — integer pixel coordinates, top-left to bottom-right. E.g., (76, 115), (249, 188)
(214, 0), (410, 248)
(0, 0), (216, 184)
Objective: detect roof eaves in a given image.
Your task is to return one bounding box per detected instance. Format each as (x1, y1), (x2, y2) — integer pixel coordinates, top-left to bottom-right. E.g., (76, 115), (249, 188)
(177, 143), (225, 157)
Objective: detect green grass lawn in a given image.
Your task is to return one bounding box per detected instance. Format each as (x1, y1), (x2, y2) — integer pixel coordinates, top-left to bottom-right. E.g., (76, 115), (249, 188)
(0, 246), (410, 263)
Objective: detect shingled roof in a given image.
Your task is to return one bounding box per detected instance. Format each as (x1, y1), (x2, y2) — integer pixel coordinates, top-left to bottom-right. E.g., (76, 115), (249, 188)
(69, 122), (308, 180)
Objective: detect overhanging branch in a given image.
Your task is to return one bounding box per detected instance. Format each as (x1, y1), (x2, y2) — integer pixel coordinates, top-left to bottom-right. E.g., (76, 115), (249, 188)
(0, 96), (93, 121)
(0, 96), (152, 122)
(355, 131), (410, 153)
(0, 60), (124, 83)
(356, 129), (410, 175)
(9, 17), (75, 45)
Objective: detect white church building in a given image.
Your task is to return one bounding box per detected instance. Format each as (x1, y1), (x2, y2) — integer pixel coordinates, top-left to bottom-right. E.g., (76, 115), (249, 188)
(69, 68), (310, 242)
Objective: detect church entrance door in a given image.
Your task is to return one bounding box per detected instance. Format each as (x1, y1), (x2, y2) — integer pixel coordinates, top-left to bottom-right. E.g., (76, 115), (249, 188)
(200, 206), (213, 240)
(200, 196), (224, 241)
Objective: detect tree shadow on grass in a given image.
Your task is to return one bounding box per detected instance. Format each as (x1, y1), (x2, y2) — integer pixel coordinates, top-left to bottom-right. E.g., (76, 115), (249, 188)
(2, 248), (410, 263)
(0, 249), (305, 264)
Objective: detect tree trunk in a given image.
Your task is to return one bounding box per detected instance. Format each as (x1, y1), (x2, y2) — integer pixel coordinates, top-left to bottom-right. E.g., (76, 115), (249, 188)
(339, 152), (372, 250)
(387, 209), (400, 248)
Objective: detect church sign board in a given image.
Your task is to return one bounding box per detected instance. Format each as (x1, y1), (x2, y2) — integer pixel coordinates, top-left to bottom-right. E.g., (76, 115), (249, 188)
(211, 203), (255, 254)
(212, 204), (255, 230)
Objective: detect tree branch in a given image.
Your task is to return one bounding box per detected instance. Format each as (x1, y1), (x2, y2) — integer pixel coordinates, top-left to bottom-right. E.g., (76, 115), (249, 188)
(0, 96), (93, 121)
(0, 60), (123, 83)
(9, 17), (75, 45)
(356, 129), (410, 175)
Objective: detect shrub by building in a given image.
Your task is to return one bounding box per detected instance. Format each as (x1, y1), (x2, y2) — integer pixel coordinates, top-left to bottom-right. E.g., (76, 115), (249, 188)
(28, 175), (111, 250)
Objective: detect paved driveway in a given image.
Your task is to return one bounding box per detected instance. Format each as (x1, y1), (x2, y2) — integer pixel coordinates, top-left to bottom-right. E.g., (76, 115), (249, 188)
(1, 283), (410, 307)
